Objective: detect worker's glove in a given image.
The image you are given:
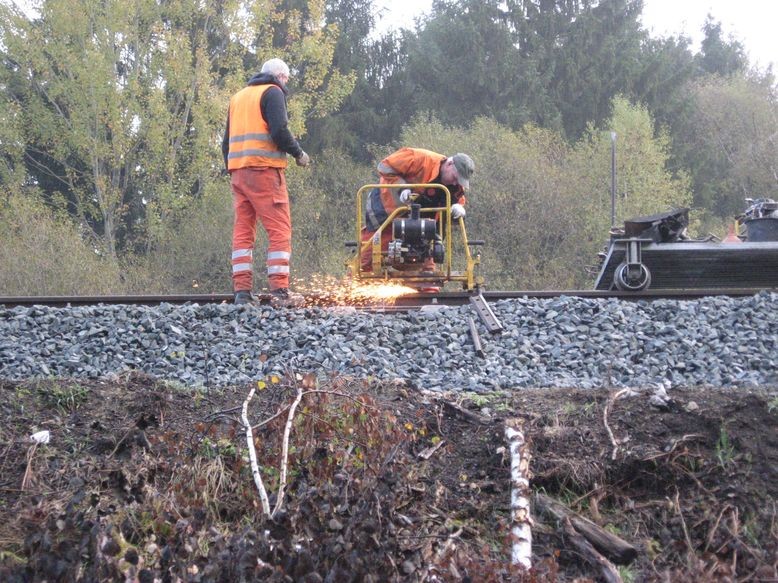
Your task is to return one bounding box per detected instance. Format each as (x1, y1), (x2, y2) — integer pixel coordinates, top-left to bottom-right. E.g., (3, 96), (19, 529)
(451, 203), (466, 220)
(295, 151), (311, 167)
(399, 189), (413, 203)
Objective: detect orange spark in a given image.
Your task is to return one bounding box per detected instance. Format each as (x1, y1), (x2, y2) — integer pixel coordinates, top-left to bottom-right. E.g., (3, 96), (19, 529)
(292, 274), (418, 307)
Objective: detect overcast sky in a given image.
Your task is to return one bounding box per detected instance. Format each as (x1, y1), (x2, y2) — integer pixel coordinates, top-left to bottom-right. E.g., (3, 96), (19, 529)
(374, 0), (777, 70)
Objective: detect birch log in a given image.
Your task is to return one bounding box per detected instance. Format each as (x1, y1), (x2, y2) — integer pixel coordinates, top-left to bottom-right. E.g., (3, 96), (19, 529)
(505, 418), (532, 570)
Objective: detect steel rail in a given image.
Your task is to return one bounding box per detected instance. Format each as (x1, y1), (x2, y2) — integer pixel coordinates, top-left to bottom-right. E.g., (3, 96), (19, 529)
(0, 288), (774, 309)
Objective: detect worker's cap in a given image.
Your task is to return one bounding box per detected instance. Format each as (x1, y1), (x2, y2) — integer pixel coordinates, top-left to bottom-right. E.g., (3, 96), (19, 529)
(452, 153), (475, 191)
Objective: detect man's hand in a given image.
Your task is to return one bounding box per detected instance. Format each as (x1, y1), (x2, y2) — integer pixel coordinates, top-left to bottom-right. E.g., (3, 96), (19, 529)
(295, 151), (311, 167)
(399, 188), (413, 203)
(451, 203), (466, 220)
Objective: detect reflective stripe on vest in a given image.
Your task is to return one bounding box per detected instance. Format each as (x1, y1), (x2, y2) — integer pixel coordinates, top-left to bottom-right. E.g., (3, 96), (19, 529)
(228, 84), (288, 170)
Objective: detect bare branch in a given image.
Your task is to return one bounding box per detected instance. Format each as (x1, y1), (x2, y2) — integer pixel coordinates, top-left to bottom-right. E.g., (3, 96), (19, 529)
(241, 387), (271, 515)
(272, 386), (304, 517)
(604, 388), (629, 460)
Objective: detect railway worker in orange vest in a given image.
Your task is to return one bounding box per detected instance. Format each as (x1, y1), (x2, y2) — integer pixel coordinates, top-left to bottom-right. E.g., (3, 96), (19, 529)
(361, 148), (474, 272)
(222, 58), (310, 307)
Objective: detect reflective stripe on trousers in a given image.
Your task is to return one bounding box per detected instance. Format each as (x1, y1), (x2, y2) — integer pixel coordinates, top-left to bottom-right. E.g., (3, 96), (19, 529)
(230, 167), (292, 292)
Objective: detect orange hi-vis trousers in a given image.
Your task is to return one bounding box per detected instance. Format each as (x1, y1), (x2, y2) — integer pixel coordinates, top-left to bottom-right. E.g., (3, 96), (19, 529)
(230, 167), (292, 292)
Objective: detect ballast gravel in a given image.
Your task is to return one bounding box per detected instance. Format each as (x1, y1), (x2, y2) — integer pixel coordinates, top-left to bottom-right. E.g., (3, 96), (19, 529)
(1, 293), (776, 392)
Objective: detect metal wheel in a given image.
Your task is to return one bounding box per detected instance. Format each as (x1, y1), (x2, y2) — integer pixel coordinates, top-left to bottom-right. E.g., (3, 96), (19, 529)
(614, 262), (651, 291)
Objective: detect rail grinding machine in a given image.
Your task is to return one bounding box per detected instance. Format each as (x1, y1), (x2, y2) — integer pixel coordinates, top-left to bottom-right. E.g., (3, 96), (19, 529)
(345, 183), (485, 291)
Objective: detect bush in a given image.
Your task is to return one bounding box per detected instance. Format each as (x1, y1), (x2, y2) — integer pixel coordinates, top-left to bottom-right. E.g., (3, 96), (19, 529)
(398, 101), (691, 289)
(0, 191), (122, 295)
(132, 182), (234, 294)
(134, 151), (373, 294)
(288, 149), (372, 285)
(1, 100), (692, 295)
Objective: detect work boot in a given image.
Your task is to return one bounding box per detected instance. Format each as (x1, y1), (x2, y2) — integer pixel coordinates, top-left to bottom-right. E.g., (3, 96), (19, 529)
(270, 287), (304, 308)
(233, 290), (256, 305)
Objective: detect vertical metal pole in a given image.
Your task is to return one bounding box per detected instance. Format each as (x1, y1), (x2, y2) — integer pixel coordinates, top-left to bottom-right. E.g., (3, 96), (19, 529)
(610, 131), (617, 228)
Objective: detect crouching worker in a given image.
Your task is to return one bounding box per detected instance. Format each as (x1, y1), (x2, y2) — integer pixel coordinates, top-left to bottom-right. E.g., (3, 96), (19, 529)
(361, 148), (474, 273)
(222, 58), (310, 307)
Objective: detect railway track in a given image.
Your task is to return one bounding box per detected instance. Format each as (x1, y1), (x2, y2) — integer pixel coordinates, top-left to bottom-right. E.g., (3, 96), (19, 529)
(0, 288), (773, 309)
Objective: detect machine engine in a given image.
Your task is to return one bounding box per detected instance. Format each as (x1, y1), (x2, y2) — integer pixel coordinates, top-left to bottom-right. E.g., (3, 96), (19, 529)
(387, 203), (444, 268)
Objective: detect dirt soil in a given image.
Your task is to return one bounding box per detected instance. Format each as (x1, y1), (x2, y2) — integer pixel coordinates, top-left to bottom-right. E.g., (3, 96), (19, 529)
(0, 374), (776, 582)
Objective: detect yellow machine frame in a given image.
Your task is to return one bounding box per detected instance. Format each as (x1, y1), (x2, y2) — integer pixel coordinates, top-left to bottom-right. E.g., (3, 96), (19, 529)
(346, 183), (484, 291)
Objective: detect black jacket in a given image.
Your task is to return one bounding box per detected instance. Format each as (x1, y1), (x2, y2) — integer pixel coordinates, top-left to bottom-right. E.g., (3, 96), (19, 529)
(222, 72), (303, 169)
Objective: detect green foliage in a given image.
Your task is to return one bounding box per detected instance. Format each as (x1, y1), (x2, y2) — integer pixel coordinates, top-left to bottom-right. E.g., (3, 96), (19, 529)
(619, 564), (637, 583)
(670, 75), (778, 217)
(0, 0), (352, 265)
(546, 0), (647, 137)
(0, 99), (26, 191)
(570, 95), (693, 258)
(198, 437), (237, 460)
(132, 184), (233, 293)
(0, 192), (122, 295)
(40, 382), (89, 414)
(304, 0), (377, 157)
(697, 16), (749, 77)
(573, 95), (693, 225)
(287, 148), (371, 282)
(397, 97), (690, 289)
(406, 0), (541, 130)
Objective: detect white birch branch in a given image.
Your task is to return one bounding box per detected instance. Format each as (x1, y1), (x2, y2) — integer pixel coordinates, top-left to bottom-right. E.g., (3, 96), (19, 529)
(272, 386), (304, 517)
(505, 418), (532, 570)
(242, 387), (271, 515)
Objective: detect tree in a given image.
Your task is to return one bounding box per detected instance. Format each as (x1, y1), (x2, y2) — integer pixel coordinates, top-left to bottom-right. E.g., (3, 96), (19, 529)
(0, 0), (352, 264)
(571, 95), (692, 228)
(546, 0), (646, 137)
(0, 94), (25, 194)
(303, 0), (376, 157)
(697, 15), (748, 77)
(630, 35), (696, 132)
(397, 0), (650, 139)
(406, 0), (549, 130)
(670, 75), (778, 217)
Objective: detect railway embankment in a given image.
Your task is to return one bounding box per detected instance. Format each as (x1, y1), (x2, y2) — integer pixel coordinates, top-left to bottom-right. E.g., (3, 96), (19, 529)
(1, 292), (776, 390)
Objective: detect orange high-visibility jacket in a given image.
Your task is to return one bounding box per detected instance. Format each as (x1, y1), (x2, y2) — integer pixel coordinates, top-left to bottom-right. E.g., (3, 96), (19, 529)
(365, 148), (465, 231)
(227, 85), (287, 171)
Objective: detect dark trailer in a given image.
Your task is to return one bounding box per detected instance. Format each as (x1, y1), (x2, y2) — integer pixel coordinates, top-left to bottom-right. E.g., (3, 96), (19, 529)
(594, 202), (778, 291)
